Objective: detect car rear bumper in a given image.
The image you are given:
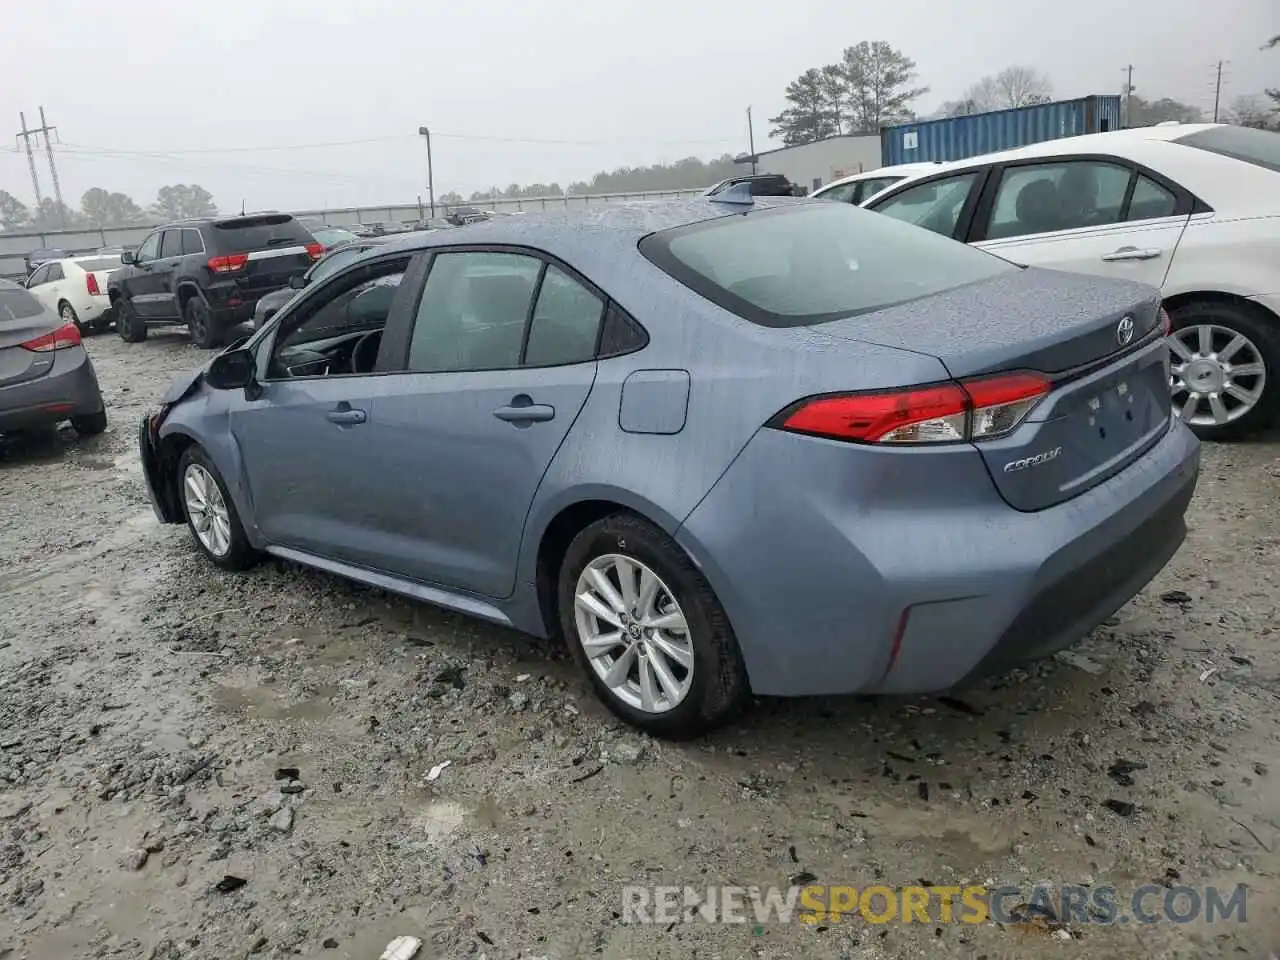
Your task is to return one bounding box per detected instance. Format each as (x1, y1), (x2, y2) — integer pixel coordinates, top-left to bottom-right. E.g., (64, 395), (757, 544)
(0, 347), (104, 433)
(675, 418), (1200, 697)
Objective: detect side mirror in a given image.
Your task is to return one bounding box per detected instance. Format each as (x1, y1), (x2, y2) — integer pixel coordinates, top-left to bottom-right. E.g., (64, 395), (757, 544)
(205, 348), (256, 391)
(288, 273), (308, 290)
(120, 250), (136, 265)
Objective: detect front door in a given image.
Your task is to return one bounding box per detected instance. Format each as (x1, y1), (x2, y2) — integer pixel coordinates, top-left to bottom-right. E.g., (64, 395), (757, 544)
(365, 249), (605, 598)
(126, 232), (166, 318)
(150, 229), (185, 319)
(229, 255), (414, 563)
(971, 159), (1191, 289)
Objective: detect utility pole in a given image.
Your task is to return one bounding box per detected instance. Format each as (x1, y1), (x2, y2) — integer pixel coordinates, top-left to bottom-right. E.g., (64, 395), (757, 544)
(16, 112), (44, 210)
(37, 107), (66, 226)
(746, 106), (757, 175)
(1122, 65), (1134, 126)
(417, 126), (435, 218)
(1212, 60), (1224, 122)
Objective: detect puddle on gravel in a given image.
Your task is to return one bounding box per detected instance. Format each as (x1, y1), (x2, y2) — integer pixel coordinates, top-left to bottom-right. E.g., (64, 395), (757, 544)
(210, 682), (338, 721)
(411, 800), (467, 843)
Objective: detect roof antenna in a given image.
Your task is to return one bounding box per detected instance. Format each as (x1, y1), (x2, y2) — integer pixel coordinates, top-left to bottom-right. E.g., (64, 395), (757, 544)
(240, 199), (246, 216)
(708, 181), (755, 207)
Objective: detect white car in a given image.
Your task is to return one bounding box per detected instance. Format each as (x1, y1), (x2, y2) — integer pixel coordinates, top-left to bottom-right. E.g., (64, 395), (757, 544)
(25, 254), (123, 334)
(810, 163), (947, 204)
(859, 123), (1280, 441)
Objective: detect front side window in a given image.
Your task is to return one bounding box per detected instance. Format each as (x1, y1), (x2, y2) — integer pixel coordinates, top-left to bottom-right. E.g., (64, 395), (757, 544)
(984, 161), (1131, 240)
(640, 201), (1017, 328)
(870, 172), (981, 238)
(25, 265), (50, 287)
(135, 233), (161, 263)
(407, 251), (540, 373)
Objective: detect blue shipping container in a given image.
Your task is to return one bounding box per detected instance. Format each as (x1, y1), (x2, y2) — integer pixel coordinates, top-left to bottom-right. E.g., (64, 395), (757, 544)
(880, 95), (1123, 166)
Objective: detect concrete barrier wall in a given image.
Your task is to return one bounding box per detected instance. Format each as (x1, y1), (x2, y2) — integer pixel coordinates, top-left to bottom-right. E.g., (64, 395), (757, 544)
(0, 189), (704, 278)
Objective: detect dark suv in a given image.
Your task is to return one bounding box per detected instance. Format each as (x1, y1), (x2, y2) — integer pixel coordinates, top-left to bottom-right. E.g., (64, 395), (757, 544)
(108, 213), (321, 348)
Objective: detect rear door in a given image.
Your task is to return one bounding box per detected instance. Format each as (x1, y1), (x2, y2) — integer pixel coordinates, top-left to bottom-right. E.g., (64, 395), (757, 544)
(365, 247), (603, 598)
(209, 215), (318, 302)
(0, 284), (61, 389)
(966, 156), (1193, 288)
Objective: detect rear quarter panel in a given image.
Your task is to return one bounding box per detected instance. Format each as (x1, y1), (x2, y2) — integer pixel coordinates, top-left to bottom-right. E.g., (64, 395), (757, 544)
(1164, 213), (1280, 298)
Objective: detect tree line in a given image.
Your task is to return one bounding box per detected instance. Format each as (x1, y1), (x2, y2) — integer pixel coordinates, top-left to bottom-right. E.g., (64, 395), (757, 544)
(444, 154), (743, 204)
(0, 184), (217, 233)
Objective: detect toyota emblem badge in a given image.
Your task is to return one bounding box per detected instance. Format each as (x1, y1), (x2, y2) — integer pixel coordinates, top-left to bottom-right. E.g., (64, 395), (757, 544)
(1116, 315), (1135, 346)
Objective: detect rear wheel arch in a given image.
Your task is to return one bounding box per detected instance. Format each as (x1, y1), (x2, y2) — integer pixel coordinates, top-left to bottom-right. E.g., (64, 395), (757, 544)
(1162, 289), (1277, 321)
(175, 283), (204, 312)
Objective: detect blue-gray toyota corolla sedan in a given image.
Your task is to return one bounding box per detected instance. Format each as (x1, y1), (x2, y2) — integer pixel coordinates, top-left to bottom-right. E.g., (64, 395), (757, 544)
(137, 193), (1200, 738)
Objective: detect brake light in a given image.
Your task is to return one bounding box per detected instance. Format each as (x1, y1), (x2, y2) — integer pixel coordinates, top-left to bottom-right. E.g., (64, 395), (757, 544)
(85, 272), (100, 296)
(305, 242), (324, 261)
(774, 372), (1051, 445)
(1159, 306), (1172, 336)
(21, 322), (82, 353)
(208, 253), (249, 274)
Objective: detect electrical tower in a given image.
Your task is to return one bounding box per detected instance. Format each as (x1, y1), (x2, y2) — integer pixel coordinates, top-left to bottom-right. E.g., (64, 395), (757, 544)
(16, 112), (44, 209)
(14, 107), (67, 226)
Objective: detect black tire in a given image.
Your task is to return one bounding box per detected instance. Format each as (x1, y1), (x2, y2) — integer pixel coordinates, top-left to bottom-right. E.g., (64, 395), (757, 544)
(185, 297), (220, 350)
(115, 297), (147, 342)
(58, 301), (82, 333)
(1168, 299), (1280, 442)
(70, 410), (107, 436)
(557, 513), (747, 739)
(175, 445), (258, 571)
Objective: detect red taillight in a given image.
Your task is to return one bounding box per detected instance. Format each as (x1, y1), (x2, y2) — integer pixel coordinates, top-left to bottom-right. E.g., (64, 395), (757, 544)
(1159, 306), (1172, 336)
(305, 242), (324, 261)
(21, 322), (82, 353)
(86, 272), (100, 296)
(775, 372), (1051, 445)
(208, 253), (248, 274)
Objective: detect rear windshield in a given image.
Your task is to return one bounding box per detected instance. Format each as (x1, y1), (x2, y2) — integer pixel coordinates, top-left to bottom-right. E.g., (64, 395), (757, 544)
(212, 215), (312, 251)
(639, 202), (1018, 327)
(1175, 126), (1280, 174)
(0, 286), (46, 323)
(75, 257), (123, 272)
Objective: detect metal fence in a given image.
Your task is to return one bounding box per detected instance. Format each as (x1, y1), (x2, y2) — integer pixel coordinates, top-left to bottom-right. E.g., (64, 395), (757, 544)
(0, 188), (705, 279)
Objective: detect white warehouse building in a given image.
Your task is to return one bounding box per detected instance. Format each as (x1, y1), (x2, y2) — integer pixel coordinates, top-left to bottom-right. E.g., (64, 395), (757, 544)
(737, 134), (883, 193)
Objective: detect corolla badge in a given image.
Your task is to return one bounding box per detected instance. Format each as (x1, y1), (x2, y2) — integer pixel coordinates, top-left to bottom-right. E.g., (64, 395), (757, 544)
(1116, 315), (1135, 346)
(1003, 447), (1062, 473)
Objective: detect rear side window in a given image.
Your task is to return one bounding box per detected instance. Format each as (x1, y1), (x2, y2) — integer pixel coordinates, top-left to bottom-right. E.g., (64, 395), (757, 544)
(159, 231), (183, 259)
(0, 286), (46, 322)
(212, 214), (312, 251)
(639, 202), (1017, 328)
(1175, 126), (1280, 174)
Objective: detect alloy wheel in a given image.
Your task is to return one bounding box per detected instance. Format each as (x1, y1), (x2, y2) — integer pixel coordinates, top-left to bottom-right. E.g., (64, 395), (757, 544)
(183, 463), (232, 557)
(1169, 323), (1267, 428)
(573, 554), (694, 714)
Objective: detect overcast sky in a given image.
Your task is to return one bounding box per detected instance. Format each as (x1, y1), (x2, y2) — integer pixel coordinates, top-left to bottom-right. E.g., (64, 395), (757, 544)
(1, 0), (1276, 212)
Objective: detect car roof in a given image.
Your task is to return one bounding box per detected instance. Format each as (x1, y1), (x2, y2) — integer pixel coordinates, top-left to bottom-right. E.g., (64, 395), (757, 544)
(816, 163), (947, 192)
(919, 122), (1226, 170)
(377, 196), (802, 282)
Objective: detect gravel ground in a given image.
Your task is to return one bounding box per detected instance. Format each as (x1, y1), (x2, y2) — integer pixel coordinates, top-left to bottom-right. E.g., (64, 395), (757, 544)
(1, 330), (1278, 960)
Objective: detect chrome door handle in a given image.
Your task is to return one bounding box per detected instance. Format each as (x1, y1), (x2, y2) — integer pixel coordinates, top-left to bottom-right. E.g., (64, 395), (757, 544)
(326, 407), (366, 425)
(494, 394), (555, 424)
(1101, 246), (1162, 262)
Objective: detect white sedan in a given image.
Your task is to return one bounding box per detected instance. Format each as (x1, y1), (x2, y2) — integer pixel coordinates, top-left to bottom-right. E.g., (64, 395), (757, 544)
(858, 123), (1280, 441)
(25, 254), (123, 334)
(810, 162), (947, 204)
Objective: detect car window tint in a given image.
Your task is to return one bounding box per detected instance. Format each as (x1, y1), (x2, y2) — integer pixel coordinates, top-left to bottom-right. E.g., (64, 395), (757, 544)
(159, 230), (184, 259)
(136, 233), (161, 262)
(310, 246), (367, 283)
(815, 182), (859, 203)
(273, 267), (406, 364)
(524, 265), (604, 366)
(640, 201), (1016, 328)
(0, 286), (45, 323)
(1175, 125), (1280, 174)
(181, 229), (204, 255)
(46, 263), (64, 282)
(407, 252), (540, 373)
(26, 265), (50, 286)
(213, 214), (311, 250)
(1126, 175), (1178, 221)
(856, 177), (904, 202)
(871, 172), (980, 238)
(985, 161), (1131, 240)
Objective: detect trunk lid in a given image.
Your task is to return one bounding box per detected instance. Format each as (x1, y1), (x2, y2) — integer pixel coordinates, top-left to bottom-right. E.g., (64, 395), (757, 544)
(0, 287), (62, 388)
(211, 214), (316, 301)
(812, 267), (1171, 511)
